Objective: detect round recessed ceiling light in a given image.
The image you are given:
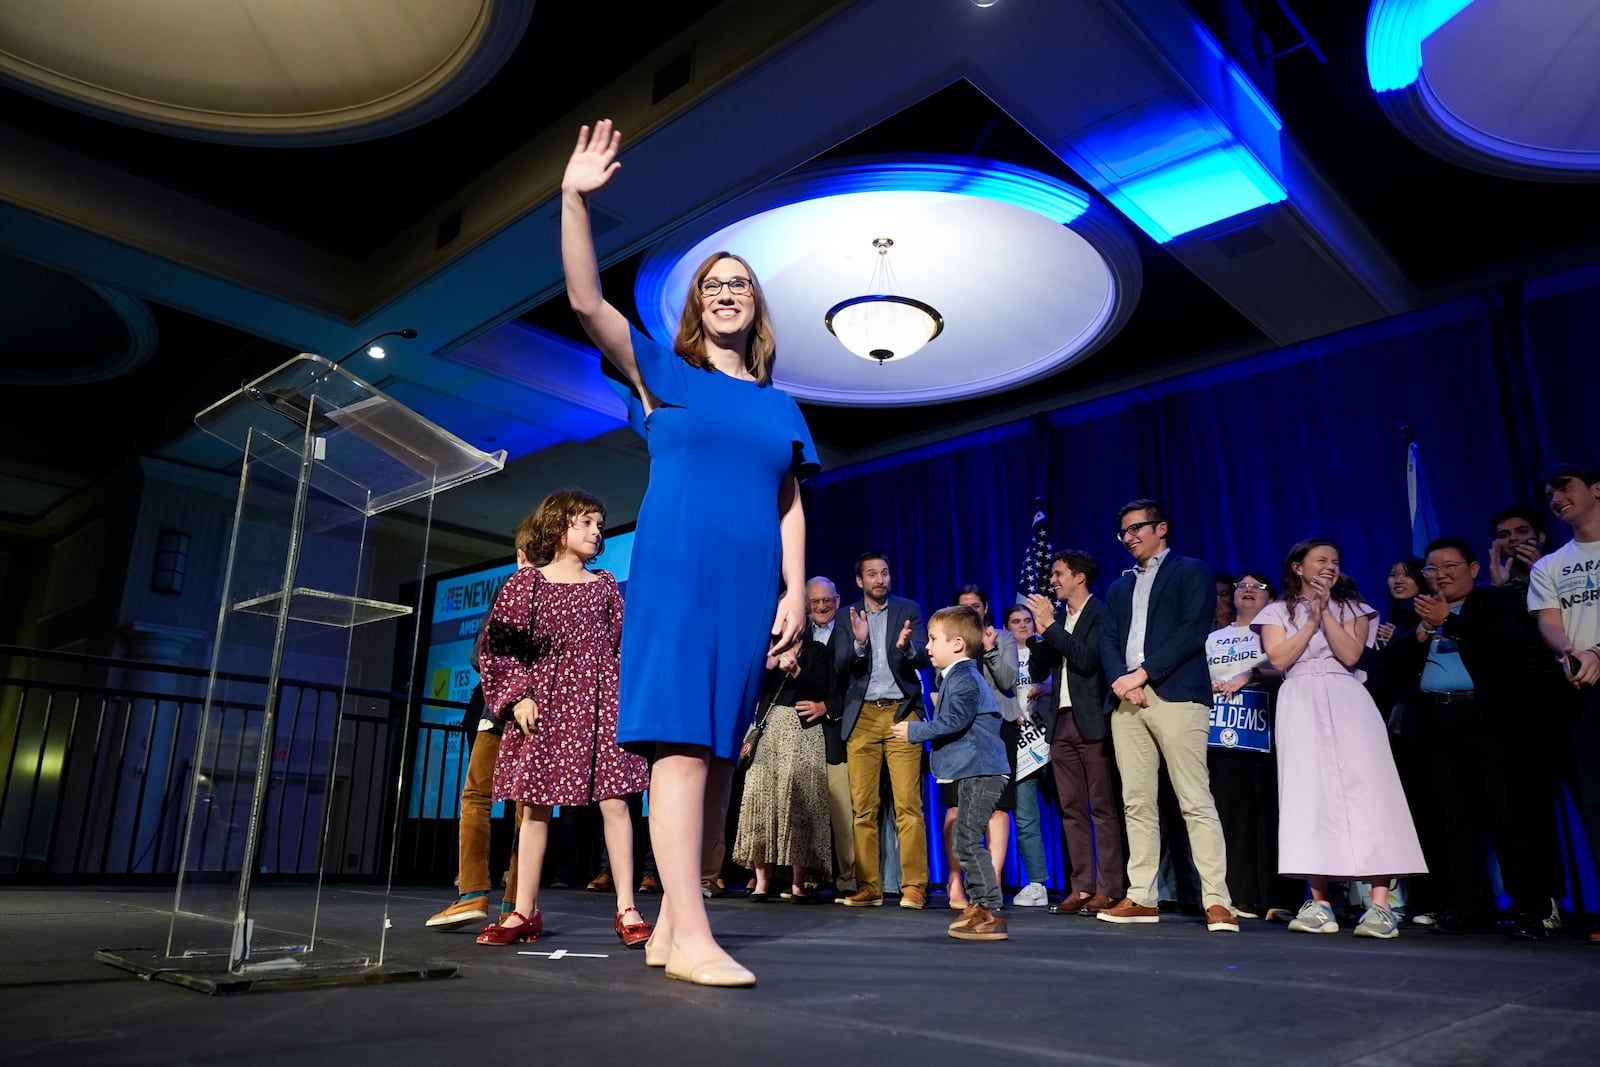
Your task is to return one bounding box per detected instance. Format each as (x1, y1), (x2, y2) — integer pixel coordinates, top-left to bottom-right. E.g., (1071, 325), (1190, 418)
(636, 156), (1141, 407)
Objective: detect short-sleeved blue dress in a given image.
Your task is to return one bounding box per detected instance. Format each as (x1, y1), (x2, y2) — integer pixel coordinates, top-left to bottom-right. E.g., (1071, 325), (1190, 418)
(615, 326), (819, 761)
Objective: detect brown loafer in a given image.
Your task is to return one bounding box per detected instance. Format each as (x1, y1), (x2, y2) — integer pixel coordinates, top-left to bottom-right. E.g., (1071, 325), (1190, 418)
(1095, 898), (1160, 924)
(1206, 904), (1240, 932)
(586, 872), (613, 893)
(835, 888), (884, 907)
(1082, 893), (1118, 914)
(949, 905), (1009, 941)
(1050, 891), (1095, 915)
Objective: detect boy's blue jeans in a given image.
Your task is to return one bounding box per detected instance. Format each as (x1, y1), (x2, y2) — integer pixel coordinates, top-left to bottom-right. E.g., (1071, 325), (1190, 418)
(953, 775), (1008, 909)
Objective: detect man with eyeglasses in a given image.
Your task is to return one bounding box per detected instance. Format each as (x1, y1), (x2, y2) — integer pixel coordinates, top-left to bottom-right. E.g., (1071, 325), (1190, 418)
(1384, 537), (1550, 940)
(795, 577), (857, 896)
(1094, 499), (1237, 932)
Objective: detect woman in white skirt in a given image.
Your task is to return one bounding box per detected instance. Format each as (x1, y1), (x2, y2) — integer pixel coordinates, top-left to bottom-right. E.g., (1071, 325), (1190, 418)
(1253, 539), (1426, 939)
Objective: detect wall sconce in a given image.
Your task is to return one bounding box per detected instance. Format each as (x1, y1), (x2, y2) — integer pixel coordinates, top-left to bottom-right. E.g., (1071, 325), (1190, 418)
(151, 529), (190, 595)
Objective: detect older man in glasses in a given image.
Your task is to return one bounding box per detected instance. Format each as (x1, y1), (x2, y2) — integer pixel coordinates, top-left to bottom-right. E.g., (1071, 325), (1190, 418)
(1385, 536), (1551, 941)
(1094, 498), (1237, 933)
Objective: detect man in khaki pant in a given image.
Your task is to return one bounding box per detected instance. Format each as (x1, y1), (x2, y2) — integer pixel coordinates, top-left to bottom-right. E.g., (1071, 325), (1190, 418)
(834, 553), (930, 909)
(1093, 499), (1238, 933)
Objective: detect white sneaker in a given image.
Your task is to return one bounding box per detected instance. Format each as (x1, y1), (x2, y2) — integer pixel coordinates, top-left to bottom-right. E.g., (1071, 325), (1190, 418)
(1286, 899), (1339, 934)
(1012, 882), (1048, 907)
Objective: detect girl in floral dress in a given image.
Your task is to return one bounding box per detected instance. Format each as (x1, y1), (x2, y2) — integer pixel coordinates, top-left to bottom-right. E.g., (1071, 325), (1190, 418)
(476, 489), (653, 947)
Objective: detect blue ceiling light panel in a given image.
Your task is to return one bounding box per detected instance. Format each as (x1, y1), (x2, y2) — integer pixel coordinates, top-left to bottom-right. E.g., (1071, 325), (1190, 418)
(1069, 19), (1287, 244)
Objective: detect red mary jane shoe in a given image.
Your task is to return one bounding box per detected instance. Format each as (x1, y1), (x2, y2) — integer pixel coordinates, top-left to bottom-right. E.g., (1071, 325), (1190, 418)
(476, 909), (542, 945)
(615, 906), (653, 948)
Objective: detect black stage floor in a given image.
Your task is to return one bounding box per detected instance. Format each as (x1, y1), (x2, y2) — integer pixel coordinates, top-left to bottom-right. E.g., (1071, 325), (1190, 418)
(3, 885), (1597, 1066)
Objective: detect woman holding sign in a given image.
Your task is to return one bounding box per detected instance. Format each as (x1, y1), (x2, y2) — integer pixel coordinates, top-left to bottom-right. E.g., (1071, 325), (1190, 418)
(1204, 571), (1293, 921)
(1253, 540), (1426, 941)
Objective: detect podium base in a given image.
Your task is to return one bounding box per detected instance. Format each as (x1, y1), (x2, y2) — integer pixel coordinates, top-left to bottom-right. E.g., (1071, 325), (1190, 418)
(95, 947), (457, 995)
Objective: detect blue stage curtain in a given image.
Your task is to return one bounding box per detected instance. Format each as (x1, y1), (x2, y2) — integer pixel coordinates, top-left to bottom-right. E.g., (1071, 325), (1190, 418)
(804, 261), (1600, 904)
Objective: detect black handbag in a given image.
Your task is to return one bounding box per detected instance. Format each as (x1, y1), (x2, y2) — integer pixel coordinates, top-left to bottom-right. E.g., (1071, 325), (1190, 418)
(736, 675), (791, 772)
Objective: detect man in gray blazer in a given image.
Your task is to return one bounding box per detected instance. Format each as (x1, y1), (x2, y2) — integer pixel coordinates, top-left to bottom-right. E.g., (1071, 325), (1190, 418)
(835, 552), (930, 909)
(1026, 549), (1125, 914)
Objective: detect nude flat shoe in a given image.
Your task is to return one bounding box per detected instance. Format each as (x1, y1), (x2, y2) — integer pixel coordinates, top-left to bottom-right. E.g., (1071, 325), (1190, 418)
(644, 929), (669, 968)
(664, 944), (755, 987)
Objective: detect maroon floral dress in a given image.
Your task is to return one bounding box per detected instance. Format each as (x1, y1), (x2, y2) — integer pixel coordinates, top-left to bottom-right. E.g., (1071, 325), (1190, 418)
(485, 567), (649, 805)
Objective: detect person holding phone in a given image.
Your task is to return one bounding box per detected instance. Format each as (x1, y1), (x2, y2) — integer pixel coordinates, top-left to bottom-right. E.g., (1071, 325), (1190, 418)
(1529, 463), (1600, 941)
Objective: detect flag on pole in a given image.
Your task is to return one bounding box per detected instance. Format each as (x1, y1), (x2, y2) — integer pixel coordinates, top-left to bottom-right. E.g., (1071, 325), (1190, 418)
(1406, 440), (1440, 558)
(1017, 498), (1054, 604)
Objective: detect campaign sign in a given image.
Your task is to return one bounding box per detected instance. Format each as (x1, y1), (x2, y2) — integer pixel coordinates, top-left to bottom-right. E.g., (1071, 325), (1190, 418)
(1015, 708), (1051, 780)
(1208, 688), (1271, 753)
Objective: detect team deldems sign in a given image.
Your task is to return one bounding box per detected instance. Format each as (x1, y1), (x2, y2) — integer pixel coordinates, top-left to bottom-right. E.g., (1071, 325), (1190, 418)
(1206, 627), (1271, 754)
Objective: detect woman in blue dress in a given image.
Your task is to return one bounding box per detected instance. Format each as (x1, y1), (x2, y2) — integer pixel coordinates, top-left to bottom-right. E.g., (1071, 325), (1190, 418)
(561, 119), (818, 987)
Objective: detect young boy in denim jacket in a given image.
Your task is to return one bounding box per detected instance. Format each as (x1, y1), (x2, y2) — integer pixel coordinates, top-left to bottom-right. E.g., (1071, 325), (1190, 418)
(892, 605), (1011, 940)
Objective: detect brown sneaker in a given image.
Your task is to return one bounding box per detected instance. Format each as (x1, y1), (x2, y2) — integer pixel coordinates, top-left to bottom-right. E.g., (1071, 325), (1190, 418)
(898, 886), (926, 910)
(1050, 890), (1094, 915)
(1206, 905), (1240, 932)
(949, 906), (1009, 940)
(425, 895), (489, 930)
(948, 903), (981, 932)
(836, 887), (884, 907)
(1096, 898), (1160, 925)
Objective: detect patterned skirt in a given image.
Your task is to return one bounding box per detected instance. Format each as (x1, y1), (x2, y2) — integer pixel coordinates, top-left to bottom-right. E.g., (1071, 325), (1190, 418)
(732, 706), (832, 875)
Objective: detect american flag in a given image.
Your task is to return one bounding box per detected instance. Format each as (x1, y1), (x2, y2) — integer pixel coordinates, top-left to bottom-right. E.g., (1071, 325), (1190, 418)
(1016, 498), (1054, 604)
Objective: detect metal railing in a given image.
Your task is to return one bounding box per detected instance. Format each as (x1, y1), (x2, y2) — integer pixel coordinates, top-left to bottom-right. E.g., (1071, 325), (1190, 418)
(0, 644), (472, 884)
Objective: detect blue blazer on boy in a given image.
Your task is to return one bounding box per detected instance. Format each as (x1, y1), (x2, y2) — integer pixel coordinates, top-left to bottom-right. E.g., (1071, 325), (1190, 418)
(906, 657), (1009, 781)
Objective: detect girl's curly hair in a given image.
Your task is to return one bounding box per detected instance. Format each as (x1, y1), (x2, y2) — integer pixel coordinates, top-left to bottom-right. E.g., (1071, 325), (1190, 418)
(514, 488), (606, 566)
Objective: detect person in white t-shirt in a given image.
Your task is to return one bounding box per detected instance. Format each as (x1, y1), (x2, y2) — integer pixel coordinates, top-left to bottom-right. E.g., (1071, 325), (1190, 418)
(1528, 462), (1600, 942)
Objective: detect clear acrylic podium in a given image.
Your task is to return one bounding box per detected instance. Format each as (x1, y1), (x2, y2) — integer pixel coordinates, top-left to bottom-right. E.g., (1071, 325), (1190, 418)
(101, 353), (505, 992)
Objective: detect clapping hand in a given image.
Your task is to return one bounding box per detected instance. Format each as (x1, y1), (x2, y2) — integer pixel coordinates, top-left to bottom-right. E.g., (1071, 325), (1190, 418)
(562, 120), (622, 197)
(1305, 573), (1331, 620)
(1375, 620), (1397, 645)
(849, 606), (870, 645)
(1414, 592), (1450, 631)
(895, 619), (914, 652)
(1023, 593), (1056, 630)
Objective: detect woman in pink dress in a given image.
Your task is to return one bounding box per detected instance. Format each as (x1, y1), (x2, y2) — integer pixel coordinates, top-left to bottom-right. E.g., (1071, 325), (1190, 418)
(475, 488), (653, 948)
(1253, 539), (1425, 941)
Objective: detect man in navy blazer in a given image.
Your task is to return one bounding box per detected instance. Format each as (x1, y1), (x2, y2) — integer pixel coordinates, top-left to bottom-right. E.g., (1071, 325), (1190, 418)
(1026, 549), (1125, 914)
(1094, 499), (1237, 932)
(835, 552), (931, 909)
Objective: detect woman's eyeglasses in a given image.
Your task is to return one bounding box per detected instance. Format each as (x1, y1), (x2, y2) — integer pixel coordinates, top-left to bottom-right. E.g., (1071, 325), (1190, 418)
(699, 276), (752, 298)
(1233, 582), (1270, 592)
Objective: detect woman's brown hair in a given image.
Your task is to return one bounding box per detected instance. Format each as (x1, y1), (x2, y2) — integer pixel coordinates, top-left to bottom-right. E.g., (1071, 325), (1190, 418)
(514, 488), (607, 566)
(671, 251), (777, 384)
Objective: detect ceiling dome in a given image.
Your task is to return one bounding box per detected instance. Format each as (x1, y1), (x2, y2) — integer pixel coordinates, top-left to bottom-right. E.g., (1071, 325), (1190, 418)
(0, 0), (531, 145)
